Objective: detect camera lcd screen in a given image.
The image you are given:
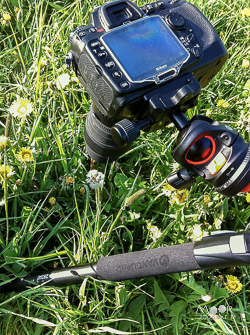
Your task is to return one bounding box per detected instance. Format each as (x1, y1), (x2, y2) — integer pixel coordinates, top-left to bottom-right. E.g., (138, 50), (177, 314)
(101, 16), (190, 83)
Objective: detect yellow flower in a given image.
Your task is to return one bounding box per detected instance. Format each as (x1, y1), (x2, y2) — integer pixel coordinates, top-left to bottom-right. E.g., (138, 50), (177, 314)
(225, 275), (243, 294)
(217, 99), (230, 108)
(0, 136), (8, 150)
(242, 59), (250, 69)
(49, 197), (56, 206)
(246, 193), (250, 203)
(56, 73), (70, 89)
(15, 7), (20, 14)
(241, 8), (250, 17)
(203, 195), (211, 204)
(3, 13), (11, 22)
(0, 165), (15, 181)
(65, 176), (74, 185)
(9, 98), (33, 118)
(79, 186), (86, 195)
(17, 148), (34, 163)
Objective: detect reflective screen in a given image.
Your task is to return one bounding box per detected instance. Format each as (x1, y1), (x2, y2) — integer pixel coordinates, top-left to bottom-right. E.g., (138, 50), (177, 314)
(101, 16), (190, 82)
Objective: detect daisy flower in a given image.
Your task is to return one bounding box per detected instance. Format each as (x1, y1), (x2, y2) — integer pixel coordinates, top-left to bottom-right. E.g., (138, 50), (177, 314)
(225, 275), (243, 294)
(16, 147), (34, 163)
(9, 98), (33, 118)
(147, 224), (163, 243)
(56, 73), (70, 89)
(189, 224), (209, 242)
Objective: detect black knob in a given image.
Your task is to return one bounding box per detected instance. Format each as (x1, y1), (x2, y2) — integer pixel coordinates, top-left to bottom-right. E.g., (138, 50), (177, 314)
(111, 119), (140, 147)
(166, 13), (185, 29)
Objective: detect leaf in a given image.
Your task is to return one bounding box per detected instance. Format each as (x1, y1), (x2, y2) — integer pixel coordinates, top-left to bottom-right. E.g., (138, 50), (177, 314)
(179, 275), (207, 296)
(169, 300), (188, 332)
(244, 79), (250, 91)
(119, 295), (146, 332)
(153, 280), (170, 307)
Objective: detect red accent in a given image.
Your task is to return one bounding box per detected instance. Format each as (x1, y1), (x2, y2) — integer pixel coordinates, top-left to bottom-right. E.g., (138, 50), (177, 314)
(185, 135), (216, 165)
(241, 182), (250, 193)
(97, 28), (105, 32)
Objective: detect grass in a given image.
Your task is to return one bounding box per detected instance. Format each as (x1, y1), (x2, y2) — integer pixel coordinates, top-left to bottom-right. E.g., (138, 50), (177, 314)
(0, 0), (250, 334)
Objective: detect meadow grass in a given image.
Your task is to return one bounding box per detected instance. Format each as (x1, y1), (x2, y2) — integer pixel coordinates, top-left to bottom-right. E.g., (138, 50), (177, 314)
(0, 0), (250, 334)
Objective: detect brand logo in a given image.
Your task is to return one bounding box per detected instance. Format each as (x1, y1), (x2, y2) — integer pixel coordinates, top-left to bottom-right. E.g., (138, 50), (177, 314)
(156, 64), (168, 71)
(196, 304), (233, 320)
(117, 255), (169, 272)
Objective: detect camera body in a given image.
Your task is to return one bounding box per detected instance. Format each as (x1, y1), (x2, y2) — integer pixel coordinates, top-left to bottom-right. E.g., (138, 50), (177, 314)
(69, 0), (227, 127)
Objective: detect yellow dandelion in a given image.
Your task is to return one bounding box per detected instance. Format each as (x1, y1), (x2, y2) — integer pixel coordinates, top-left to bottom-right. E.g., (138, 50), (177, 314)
(65, 176), (74, 185)
(79, 186), (86, 195)
(241, 8), (250, 17)
(225, 275), (243, 294)
(246, 193), (250, 203)
(56, 73), (70, 90)
(17, 147), (34, 163)
(49, 197), (56, 206)
(217, 99), (230, 108)
(3, 13), (11, 22)
(0, 165), (15, 181)
(242, 59), (250, 69)
(15, 7), (20, 14)
(176, 189), (189, 203)
(0, 136), (8, 150)
(9, 98), (33, 118)
(204, 194), (211, 204)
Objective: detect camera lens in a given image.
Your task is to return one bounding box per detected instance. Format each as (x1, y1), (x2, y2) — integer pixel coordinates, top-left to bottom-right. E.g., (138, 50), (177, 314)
(84, 106), (132, 163)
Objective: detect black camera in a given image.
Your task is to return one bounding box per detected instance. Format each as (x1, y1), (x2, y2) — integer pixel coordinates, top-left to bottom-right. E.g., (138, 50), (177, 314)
(67, 0), (250, 197)
(67, 0), (227, 161)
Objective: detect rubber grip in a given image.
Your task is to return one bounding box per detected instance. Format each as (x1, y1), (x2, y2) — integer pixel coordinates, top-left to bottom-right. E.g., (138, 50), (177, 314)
(97, 242), (201, 281)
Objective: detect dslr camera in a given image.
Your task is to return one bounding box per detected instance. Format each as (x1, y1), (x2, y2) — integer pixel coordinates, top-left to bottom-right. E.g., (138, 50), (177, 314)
(67, 0), (250, 197)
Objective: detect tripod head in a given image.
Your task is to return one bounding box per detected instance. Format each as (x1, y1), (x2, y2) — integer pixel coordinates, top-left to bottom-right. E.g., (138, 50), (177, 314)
(167, 114), (250, 197)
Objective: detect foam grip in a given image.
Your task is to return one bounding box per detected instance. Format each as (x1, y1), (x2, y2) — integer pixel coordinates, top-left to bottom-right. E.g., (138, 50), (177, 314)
(97, 242), (201, 281)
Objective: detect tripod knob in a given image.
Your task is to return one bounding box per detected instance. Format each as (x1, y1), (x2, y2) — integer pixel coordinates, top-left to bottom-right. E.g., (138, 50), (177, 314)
(111, 118), (152, 147)
(111, 119), (140, 147)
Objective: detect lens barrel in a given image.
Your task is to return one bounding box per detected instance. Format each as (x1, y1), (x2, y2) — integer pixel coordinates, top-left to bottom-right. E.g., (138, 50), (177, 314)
(84, 106), (132, 163)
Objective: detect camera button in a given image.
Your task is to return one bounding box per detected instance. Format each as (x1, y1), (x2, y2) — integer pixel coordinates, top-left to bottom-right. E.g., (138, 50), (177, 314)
(90, 40), (101, 48)
(142, 4), (155, 14)
(120, 81), (130, 90)
(105, 60), (115, 69)
(155, 1), (166, 9)
(167, 13), (185, 29)
(89, 27), (97, 33)
(112, 71), (122, 79)
(97, 51), (108, 59)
